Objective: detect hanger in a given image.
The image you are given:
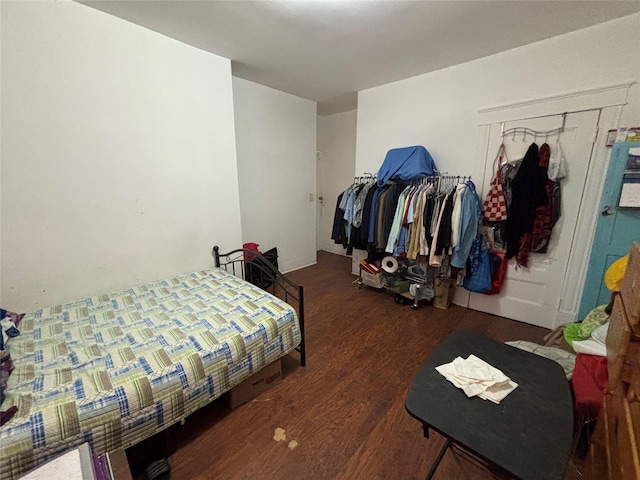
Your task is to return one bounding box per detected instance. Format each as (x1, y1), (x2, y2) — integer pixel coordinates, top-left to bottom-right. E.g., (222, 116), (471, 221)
(500, 112), (567, 141)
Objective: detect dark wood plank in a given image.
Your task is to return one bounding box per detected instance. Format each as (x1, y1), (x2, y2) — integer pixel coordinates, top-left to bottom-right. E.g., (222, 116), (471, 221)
(128, 251), (579, 480)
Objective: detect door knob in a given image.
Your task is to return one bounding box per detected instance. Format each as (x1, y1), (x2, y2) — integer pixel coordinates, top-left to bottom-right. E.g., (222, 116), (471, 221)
(602, 206), (614, 216)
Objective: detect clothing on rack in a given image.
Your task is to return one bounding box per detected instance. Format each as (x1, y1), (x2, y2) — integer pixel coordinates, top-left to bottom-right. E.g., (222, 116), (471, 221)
(331, 192), (348, 248)
(502, 142), (564, 267)
(332, 176), (477, 274)
(451, 181), (481, 270)
(530, 143), (554, 253)
(504, 143), (543, 265)
(428, 190), (449, 267)
(500, 159), (521, 210)
(352, 179), (377, 228)
(451, 183), (467, 251)
(332, 176), (374, 254)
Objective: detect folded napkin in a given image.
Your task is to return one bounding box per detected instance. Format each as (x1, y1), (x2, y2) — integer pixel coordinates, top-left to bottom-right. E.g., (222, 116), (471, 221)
(435, 354), (518, 404)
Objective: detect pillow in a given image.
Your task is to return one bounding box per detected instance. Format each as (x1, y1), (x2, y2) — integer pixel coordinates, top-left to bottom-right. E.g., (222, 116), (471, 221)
(578, 305), (609, 339)
(563, 322), (583, 349)
(590, 321), (610, 346)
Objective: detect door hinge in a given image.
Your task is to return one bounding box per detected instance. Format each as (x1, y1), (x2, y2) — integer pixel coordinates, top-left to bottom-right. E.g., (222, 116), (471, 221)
(591, 126), (599, 144)
(557, 297), (563, 310)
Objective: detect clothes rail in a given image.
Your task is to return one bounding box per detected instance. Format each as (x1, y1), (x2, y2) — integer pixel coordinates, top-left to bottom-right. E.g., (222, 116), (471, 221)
(353, 172), (376, 184)
(422, 174), (471, 190)
(501, 112), (567, 142)
(423, 174), (472, 182)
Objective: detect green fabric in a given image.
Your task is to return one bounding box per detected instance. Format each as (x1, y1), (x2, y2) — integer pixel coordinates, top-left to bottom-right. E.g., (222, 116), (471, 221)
(563, 323), (583, 348)
(578, 304), (609, 339)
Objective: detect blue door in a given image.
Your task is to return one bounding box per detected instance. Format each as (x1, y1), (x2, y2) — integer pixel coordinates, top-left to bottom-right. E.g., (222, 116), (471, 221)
(578, 141), (640, 320)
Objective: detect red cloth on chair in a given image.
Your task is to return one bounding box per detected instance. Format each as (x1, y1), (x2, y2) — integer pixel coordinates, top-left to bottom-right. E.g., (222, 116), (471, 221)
(571, 354), (608, 418)
(242, 242), (262, 262)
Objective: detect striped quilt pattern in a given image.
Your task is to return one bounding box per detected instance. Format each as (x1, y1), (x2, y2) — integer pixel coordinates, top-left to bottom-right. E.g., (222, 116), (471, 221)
(0, 268), (300, 479)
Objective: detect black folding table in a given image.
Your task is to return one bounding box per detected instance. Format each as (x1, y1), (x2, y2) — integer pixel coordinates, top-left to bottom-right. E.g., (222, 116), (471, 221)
(405, 330), (573, 480)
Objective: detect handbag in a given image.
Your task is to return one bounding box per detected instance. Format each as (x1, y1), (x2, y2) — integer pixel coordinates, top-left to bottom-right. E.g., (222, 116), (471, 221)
(483, 144), (508, 222)
(485, 250), (508, 295)
(463, 236), (492, 294)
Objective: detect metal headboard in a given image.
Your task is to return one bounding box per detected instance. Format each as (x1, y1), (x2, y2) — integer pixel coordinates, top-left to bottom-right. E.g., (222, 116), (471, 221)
(212, 246), (306, 367)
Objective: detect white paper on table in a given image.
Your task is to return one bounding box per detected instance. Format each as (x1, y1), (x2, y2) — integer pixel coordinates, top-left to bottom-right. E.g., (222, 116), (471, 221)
(435, 354), (518, 404)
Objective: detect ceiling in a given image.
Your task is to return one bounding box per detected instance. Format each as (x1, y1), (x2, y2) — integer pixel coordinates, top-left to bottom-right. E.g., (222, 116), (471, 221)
(81, 1), (640, 116)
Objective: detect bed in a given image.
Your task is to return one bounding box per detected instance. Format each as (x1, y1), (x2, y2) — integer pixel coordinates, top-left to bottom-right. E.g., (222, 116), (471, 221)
(0, 246), (305, 479)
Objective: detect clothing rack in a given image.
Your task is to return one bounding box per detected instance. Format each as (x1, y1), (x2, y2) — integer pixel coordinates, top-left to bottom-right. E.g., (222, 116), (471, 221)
(353, 172), (376, 184)
(352, 172), (470, 187)
(422, 174), (472, 192)
(501, 112), (567, 142)
(423, 174), (472, 182)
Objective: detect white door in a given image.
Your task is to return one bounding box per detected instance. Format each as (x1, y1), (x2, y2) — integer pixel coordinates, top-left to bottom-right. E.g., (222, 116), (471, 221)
(467, 110), (600, 328)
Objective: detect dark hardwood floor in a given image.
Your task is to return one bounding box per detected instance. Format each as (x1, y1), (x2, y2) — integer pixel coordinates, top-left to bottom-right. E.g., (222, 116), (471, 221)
(127, 251), (578, 480)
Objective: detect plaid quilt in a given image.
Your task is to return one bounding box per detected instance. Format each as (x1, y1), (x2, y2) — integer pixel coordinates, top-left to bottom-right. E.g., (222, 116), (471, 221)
(0, 268), (300, 479)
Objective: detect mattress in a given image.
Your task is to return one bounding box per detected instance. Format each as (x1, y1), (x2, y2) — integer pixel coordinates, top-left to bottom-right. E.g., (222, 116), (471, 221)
(0, 268), (301, 479)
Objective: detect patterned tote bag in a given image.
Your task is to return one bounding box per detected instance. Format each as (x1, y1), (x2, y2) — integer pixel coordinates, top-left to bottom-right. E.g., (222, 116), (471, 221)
(483, 143), (508, 221)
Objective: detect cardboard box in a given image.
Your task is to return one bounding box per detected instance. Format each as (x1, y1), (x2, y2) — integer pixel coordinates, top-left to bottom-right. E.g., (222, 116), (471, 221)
(361, 270), (385, 289)
(228, 360), (282, 408)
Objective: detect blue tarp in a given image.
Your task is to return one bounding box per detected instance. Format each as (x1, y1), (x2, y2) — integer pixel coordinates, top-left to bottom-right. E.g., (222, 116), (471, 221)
(377, 146), (437, 186)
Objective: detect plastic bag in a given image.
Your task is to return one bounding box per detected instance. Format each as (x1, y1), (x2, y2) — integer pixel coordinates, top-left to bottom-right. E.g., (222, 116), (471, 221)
(463, 239), (492, 294)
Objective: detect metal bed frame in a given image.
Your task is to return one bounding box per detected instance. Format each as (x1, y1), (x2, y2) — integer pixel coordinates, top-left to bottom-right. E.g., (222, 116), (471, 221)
(212, 246), (306, 367)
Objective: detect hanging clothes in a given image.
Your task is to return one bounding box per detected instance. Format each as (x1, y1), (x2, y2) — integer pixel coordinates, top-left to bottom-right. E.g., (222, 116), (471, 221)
(332, 179), (368, 254)
(500, 159), (522, 209)
(451, 180), (481, 270)
(547, 140), (567, 228)
(407, 184), (434, 259)
(379, 185), (403, 249)
(503, 143), (548, 267)
(352, 179), (376, 228)
(430, 190), (456, 266)
(450, 182), (468, 251)
(331, 192), (348, 248)
(368, 186), (384, 245)
(359, 184), (379, 246)
(421, 193), (436, 256)
(333, 175), (477, 279)
(435, 190), (456, 254)
(530, 143), (554, 253)
(385, 185), (413, 254)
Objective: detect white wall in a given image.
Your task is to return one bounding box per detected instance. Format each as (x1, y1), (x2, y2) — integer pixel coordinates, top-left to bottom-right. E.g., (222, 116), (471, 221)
(354, 13), (640, 317)
(232, 77), (317, 272)
(1, 1), (242, 311)
(317, 110), (357, 255)
(355, 13), (640, 177)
